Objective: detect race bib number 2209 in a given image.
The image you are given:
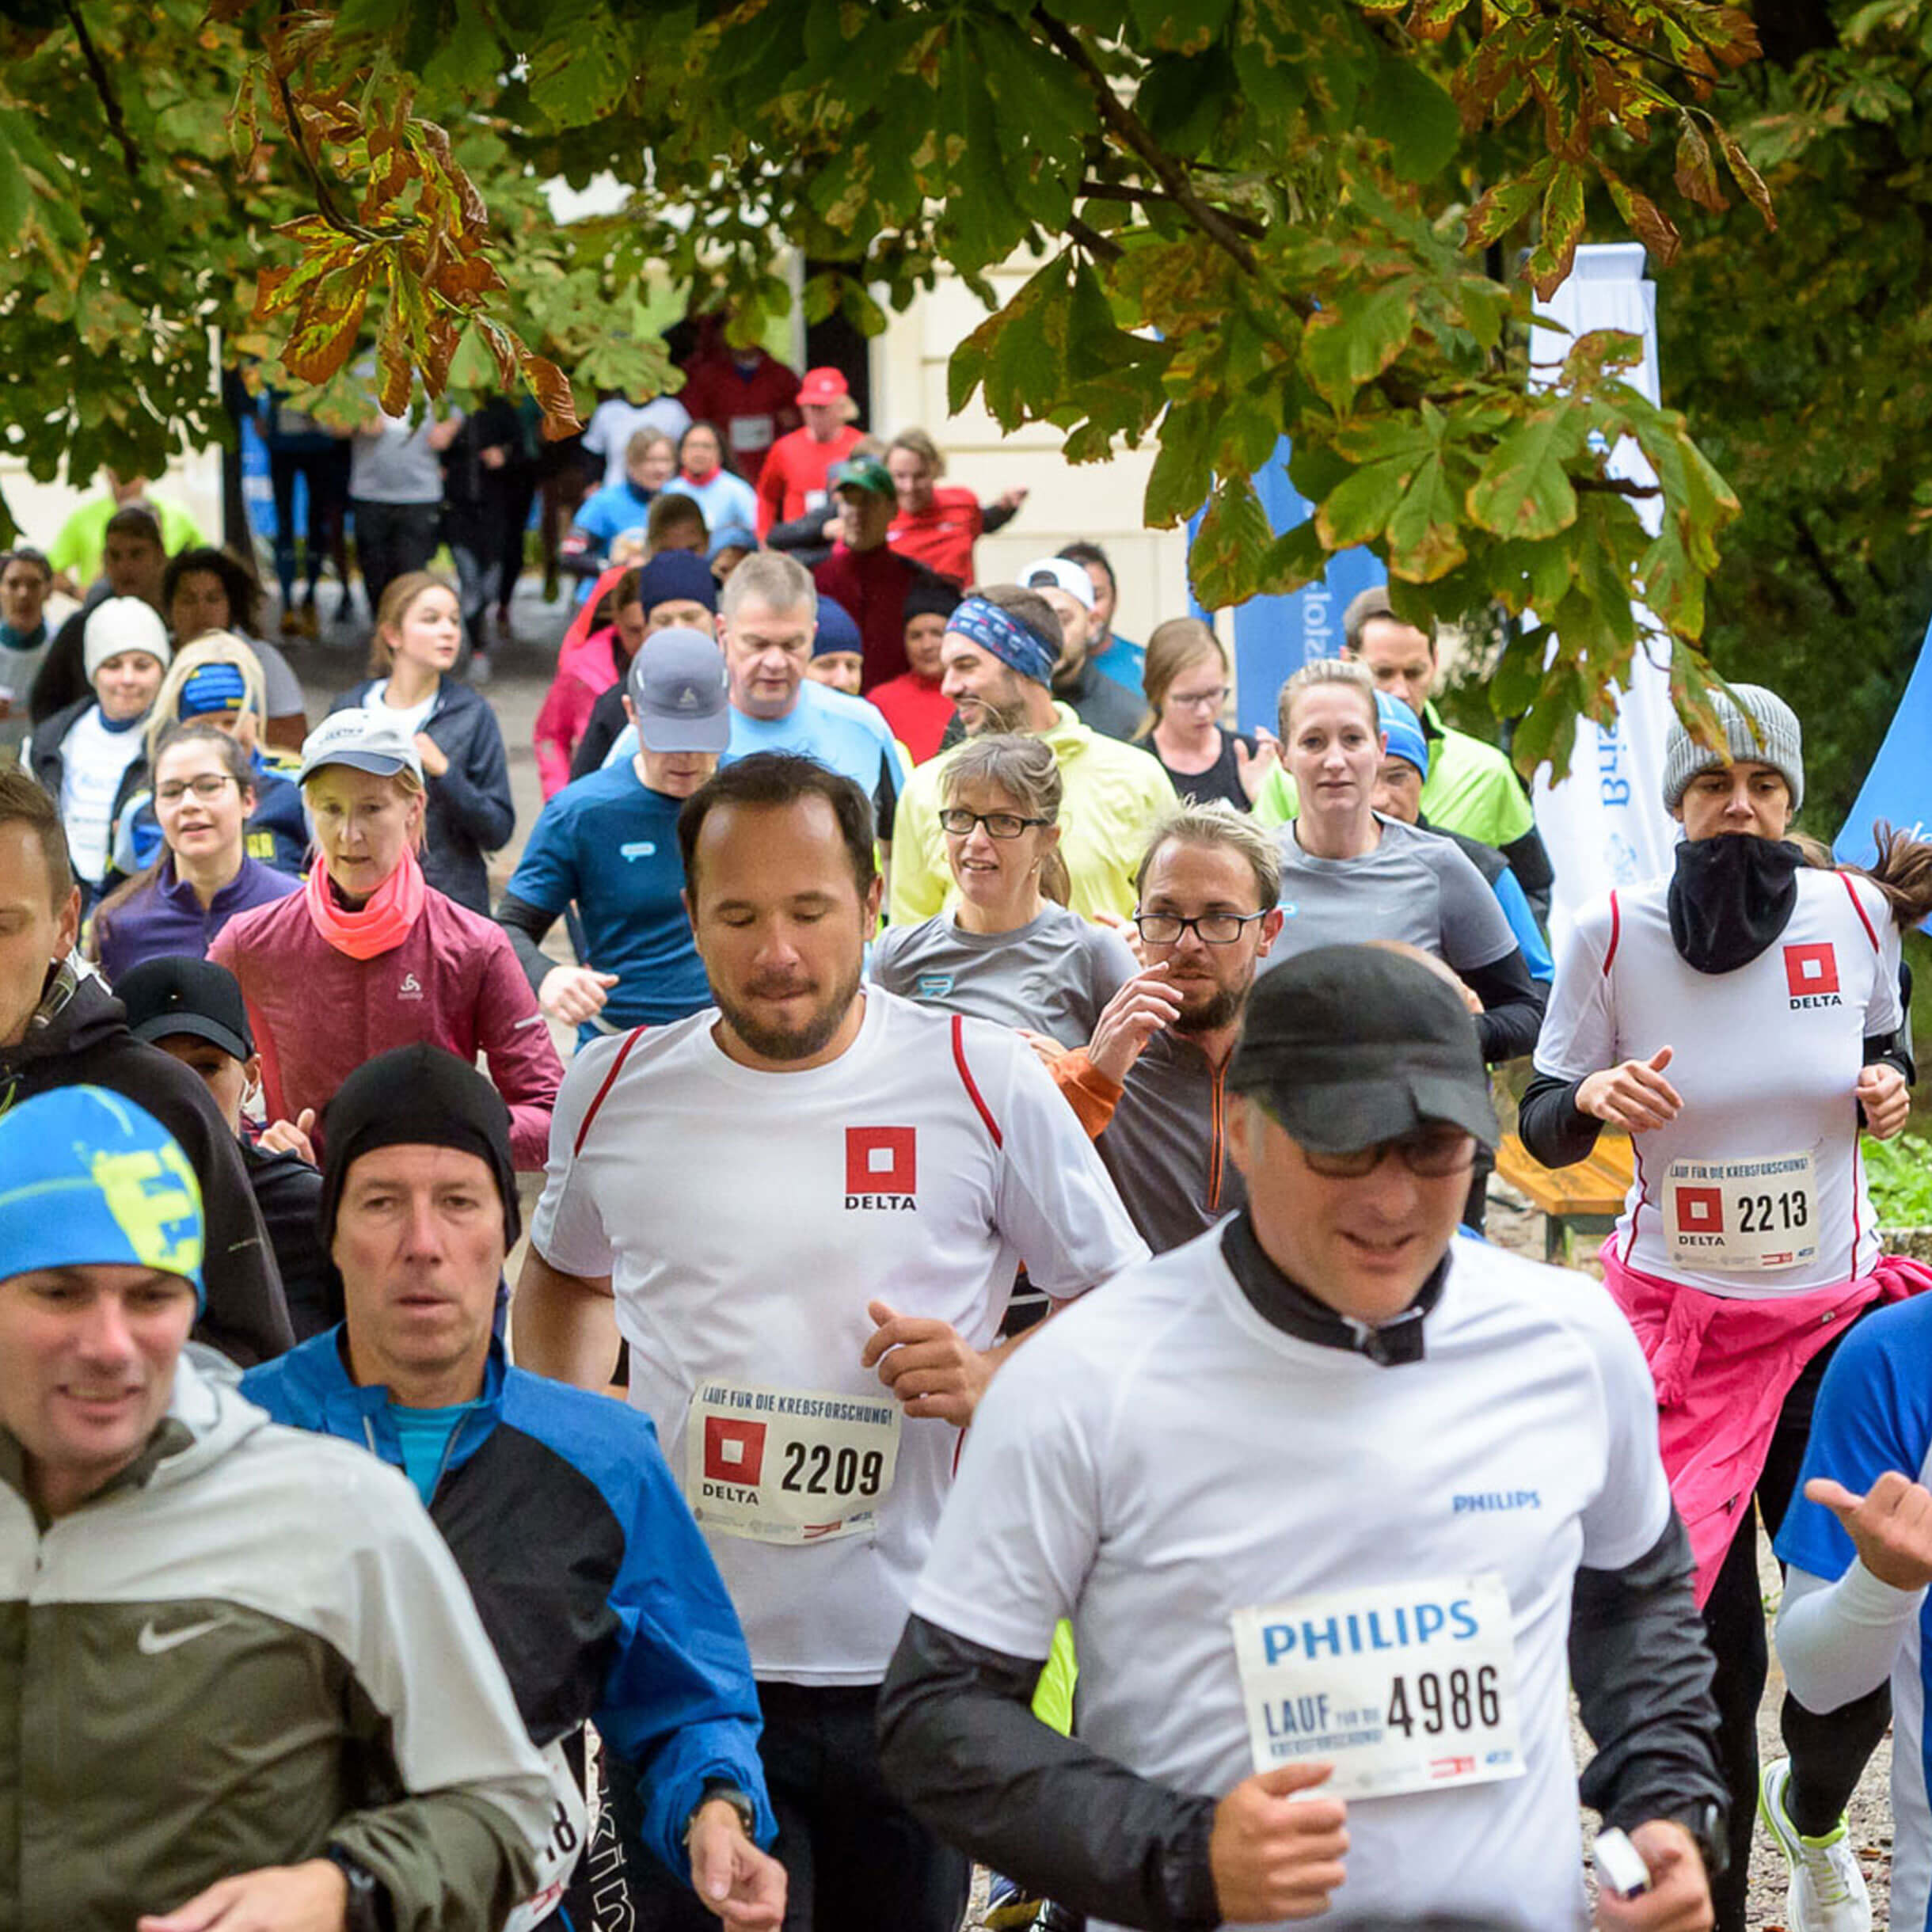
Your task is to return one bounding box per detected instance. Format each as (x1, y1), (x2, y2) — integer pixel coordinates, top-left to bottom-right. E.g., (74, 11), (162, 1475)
(685, 1381), (901, 1546)
(1230, 1573), (1523, 1801)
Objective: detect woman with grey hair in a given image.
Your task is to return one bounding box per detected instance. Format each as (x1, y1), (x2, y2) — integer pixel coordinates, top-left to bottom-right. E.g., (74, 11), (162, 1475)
(869, 732), (1135, 1050)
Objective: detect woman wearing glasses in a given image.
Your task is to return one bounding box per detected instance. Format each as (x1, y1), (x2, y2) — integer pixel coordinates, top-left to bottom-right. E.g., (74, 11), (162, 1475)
(1268, 658), (1544, 1067)
(90, 721), (299, 981)
(1137, 616), (1278, 811)
(871, 734), (1137, 1048)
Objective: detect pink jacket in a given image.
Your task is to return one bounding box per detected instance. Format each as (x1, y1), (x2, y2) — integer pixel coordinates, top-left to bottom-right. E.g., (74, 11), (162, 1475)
(1599, 1236), (1932, 1605)
(210, 884), (564, 1169)
(532, 619), (624, 799)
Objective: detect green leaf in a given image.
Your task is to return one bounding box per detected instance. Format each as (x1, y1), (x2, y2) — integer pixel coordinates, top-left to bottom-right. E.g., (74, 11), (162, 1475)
(1189, 476), (1276, 608)
(1145, 397), (1219, 528)
(1315, 458), (1409, 548)
(1299, 283), (1416, 413)
(1360, 59), (1461, 183)
(1466, 410), (1584, 539)
(1386, 453), (1468, 582)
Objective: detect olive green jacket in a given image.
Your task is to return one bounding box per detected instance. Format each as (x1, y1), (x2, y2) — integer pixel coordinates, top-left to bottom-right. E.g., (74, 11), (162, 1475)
(0, 1352), (552, 1932)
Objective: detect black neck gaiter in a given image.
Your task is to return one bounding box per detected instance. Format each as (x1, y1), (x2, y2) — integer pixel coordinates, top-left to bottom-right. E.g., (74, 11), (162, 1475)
(1667, 835), (1804, 975)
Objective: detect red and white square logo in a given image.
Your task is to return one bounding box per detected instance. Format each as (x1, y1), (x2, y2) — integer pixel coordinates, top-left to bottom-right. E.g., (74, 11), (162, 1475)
(703, 1417), (766, 1487)
(1784, 944), (1839, 998)
(1675, 1186), (1725, 1234)
(846, 1126), (917, 1196)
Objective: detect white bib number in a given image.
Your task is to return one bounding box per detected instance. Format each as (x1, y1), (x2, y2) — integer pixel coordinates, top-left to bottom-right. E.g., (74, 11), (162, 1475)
(684, 1380), (901, 1546)
(1664, 1150), (1817, 1272)
(729, 414), (774, 453)
(503, 1739), (588, 1932)
(1231, 1573), (1524, 1801)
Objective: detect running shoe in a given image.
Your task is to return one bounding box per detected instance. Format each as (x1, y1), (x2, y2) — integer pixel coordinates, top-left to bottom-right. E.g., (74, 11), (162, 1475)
(1759, 1757), (1872, 1932)
(983, 1873), (1042, 1930)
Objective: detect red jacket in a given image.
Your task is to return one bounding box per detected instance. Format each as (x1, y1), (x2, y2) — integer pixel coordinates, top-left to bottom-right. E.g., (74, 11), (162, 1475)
(755, 425), (861, 536)
(533, 622), (625, 799)
(812, 544), (922, 690)
(678, 350), (800, 484)
(888, 487), (983, 585)
(868, 671), (955, 765)
(210, 885), (564, 1169)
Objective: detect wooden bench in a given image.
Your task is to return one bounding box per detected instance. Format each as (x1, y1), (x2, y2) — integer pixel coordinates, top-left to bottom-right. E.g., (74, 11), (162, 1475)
(1494, 1131), (1635, 1264)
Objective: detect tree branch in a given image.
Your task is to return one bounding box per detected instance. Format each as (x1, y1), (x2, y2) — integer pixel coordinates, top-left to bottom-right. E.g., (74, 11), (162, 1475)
(1064, 212), (1124, 263)
(274, 68), (391, 245)
(63, 0), (139, 181)
(1077, 177), (1267, 238)
(1031, 7), (1262, 279)
(1574, 476), (1662, 499)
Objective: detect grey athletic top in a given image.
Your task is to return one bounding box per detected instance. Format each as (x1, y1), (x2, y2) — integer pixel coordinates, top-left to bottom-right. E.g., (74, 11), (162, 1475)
(870, 901), (1138, 1048)
(1268, 812), (1517, 973)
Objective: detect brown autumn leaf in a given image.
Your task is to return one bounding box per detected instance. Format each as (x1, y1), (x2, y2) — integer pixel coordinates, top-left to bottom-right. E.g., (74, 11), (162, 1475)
(1674, 116), (1726, 212)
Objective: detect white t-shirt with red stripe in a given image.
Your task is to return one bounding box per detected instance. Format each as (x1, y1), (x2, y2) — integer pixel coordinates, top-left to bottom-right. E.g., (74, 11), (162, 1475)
(529, 987), (1148, 1684)
(1535, 866), (1901, 1297)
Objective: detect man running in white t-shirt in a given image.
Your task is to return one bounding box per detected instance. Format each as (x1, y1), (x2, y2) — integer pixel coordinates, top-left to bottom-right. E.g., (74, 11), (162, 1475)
(515, 751), (1147, 1932)
(880, 944), (1730, 1932)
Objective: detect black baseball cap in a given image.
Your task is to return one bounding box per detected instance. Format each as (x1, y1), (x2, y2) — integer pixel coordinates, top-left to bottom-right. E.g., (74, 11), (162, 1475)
(1228, 945), (1497, 1154)
(117, 956), (253, 1063)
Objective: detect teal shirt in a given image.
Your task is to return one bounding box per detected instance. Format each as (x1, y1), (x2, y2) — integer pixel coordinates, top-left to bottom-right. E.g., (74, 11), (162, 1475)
(387, 1399), (485, 1504)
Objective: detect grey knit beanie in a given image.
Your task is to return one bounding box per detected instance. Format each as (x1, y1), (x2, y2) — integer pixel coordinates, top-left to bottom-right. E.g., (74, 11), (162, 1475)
(1661, 683), (1804, 816)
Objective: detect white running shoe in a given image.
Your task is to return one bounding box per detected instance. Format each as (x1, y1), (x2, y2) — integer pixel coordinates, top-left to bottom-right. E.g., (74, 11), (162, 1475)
(1759, 1756), (1872, 1932)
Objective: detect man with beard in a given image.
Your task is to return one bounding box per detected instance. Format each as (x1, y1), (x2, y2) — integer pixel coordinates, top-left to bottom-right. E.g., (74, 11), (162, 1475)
(513, 751), (1146, 1932)
(889, 586), (1172, 923)
(1047, 803), (1286, 1253)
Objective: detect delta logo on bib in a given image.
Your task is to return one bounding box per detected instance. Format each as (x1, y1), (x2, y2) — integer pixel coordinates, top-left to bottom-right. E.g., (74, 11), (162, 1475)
(1674, 1185), (1725, 1236)
(846, 1126), (918, 1211)
(704, 1416), (766, 1488)
(1784, 943), (1842, 1009)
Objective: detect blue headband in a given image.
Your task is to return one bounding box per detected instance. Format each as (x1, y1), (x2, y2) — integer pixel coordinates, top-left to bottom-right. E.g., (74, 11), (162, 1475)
(1375, 692), (1428, 779)
(180, 663), (247, 718)
(947, 596), (1055, 687)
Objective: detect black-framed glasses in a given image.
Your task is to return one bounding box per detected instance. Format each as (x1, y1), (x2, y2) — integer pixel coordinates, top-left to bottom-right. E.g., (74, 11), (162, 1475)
(1300, 1127), (1478, 1180)
(1133, 910), (1269, 945)
(157, 774), (241, 804)
(939, 808), (1051, 839)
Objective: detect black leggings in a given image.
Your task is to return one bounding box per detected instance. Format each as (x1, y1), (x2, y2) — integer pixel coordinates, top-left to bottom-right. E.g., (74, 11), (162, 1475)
(1701, 1312), (1891, 1931)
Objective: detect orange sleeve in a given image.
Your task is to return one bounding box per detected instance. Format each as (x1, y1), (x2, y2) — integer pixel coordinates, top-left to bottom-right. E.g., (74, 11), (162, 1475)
(1049, 1048), (1123, 1140)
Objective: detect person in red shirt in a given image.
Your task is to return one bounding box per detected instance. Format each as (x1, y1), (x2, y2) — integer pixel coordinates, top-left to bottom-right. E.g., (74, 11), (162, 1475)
(678, 336), (801, 486)
(884, 428), (1028, 585)
(755, 367), (862, 537)
(867, 584), (958, 764)
(812, 456), (953, 693)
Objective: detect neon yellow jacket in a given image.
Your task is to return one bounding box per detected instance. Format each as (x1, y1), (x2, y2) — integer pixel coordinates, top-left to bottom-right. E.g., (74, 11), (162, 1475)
(888, 705), (1175, 924)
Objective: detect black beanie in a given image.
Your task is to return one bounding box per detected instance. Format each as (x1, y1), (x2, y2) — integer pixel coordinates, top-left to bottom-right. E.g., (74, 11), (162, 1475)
(318, 1044), (521, 1251)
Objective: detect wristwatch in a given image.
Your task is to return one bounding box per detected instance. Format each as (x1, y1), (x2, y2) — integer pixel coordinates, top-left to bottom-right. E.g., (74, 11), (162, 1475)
(321, 1844), (392, 1932)
(1652, 1801), (1729, 1880)
(684, 1782), (759, 1843)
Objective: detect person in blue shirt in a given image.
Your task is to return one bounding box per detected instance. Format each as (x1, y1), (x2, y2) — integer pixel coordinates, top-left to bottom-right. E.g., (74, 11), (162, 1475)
(602, 552), (907, 858)
(242, 1044), (785, 1932)
(564, 428), (676, 603)
(499, 628), (727, 1044)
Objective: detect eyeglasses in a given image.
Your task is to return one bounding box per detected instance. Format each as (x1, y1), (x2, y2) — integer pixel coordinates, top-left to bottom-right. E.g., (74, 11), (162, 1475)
(938, 808), (1051, 839)
(1299, 1128), (1478, 1179)
(1133, 911), (1269, 945)
(1168, 685), (1229, 711)
(157, 774), (239, 804)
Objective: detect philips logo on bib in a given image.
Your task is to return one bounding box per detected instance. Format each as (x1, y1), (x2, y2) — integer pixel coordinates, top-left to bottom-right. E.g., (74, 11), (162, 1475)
(1784, 942), (1842, 1008)
(846, 1126), (918, 1211)
(1256, 1595), (1481, 1666)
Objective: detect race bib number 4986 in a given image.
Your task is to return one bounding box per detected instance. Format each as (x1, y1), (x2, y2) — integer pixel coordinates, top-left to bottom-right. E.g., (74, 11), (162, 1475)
(684, 1381), (902, 1546)
(1230, 1573), (1523, 1801)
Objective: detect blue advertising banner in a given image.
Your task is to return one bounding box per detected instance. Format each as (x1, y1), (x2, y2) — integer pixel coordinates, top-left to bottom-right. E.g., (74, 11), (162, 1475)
(1837, 608), (1932, 869)
(1188, 437), (1386, 738)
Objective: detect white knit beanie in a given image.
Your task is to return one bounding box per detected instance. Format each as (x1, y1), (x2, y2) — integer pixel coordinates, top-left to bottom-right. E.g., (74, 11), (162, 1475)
(1661, 683), (1804, 816)
(83, 597), (171, 683)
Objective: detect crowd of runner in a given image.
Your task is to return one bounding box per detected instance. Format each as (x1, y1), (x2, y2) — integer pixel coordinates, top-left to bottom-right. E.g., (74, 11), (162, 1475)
(6, 355), (1932, 1932)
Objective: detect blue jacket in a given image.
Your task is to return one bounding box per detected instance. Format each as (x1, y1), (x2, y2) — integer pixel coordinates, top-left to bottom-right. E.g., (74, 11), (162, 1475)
(94, 853), (299, 983)
(242, 1332), (776, 1879)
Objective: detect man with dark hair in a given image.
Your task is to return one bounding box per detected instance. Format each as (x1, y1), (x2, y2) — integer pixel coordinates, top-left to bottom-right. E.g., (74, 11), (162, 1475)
(515, 751), (1146, 1932)
(0, 771), (292, 1363)
(30, 504), (170, 723)
(0, 546), (53, 763)
(891, 586), (1173, 922)
(245, 1044), (784, 1932)
(1253, 585), (1555, 919)
(811, 454), (950, 690)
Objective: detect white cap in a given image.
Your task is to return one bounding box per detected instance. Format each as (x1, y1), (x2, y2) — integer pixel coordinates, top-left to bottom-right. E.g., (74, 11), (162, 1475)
(83, 599), (171, 683)
(1017, 556), (1096, 611)
(296, 707), (425, 787)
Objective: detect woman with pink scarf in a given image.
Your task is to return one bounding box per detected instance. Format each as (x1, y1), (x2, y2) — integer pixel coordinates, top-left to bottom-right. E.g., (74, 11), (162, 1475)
(1523, 681), (1932, 1930)
(211, 707), (561, 1166)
